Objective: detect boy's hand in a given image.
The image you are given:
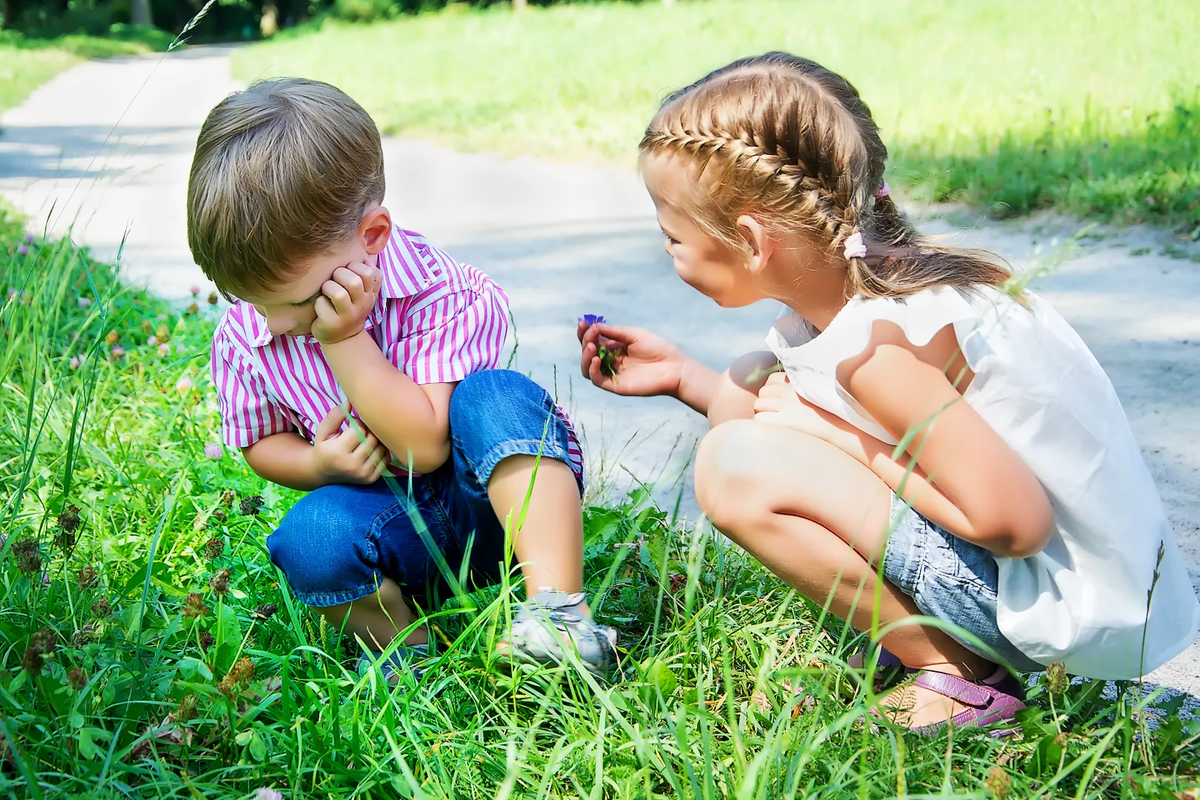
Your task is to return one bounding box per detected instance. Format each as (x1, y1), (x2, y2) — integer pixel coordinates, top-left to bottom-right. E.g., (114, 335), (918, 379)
(312, 261), (383, 345)
(310, 406), (390, 485)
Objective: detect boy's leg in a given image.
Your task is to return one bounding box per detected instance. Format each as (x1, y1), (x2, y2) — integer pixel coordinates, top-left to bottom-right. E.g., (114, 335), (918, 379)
(267, 481), (452, 662)
(447, 369), (614, 674)
(694, 419), (995, 728)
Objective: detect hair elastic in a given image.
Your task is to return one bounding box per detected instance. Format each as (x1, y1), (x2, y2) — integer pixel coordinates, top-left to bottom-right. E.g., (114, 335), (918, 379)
(843, 232), (867, 260)
(875, 181), (891, 198)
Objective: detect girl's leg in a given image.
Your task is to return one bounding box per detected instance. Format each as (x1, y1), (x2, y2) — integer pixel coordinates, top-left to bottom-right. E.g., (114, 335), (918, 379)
(695, 419), (994, 727)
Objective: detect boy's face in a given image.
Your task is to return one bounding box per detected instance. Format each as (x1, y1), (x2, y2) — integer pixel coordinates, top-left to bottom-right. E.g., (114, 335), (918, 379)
(239, 207), (392, 337)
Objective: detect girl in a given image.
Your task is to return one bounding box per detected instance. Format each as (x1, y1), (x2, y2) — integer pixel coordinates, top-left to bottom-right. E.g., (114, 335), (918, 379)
(578, 52), (1198, 733)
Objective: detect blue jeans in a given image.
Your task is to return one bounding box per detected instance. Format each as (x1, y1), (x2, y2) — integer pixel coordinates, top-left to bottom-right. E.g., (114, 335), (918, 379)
(266, 370), (580, 608)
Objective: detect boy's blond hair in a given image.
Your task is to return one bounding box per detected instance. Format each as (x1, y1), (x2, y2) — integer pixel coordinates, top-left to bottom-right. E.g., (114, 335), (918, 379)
(187, 78), (385, 299)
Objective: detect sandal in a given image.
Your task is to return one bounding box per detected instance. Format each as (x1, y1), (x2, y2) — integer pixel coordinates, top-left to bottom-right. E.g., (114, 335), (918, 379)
(878, 667), (1027, 737)
(848, 644), (914, 691)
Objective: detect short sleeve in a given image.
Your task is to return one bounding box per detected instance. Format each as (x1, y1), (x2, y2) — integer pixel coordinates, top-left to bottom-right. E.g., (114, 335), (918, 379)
(210, 332), (295, 448)
(385, 263), (512, 385)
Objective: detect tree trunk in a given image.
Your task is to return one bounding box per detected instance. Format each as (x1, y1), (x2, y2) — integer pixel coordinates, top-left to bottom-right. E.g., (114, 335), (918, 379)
(131, 0), (154, 27)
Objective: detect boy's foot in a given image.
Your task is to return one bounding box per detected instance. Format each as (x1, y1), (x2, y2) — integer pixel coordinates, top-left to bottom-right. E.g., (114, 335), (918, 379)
(357, 643), (429, 684)
(497, 590), (617, 678)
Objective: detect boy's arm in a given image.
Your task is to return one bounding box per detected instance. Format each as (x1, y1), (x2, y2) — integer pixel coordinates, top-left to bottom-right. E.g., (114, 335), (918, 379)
(321, 334), (454, 474)
(242, 407), (392, 491)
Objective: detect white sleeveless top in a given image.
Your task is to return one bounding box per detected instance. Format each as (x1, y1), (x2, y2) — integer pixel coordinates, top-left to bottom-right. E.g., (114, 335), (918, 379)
(766, 285), (1199, 679)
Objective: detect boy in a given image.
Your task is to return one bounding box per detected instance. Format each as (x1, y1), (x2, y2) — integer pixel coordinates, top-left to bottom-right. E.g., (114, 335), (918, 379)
(187, 78), (616, 679)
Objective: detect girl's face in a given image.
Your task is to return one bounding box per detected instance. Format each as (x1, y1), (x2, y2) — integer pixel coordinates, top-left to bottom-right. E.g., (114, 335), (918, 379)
(641, 155), (766, 308)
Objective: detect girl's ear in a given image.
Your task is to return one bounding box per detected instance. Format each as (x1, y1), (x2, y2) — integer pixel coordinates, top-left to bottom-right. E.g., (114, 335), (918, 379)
(735, 214), (776, 275)
(359, 206), (393, 256)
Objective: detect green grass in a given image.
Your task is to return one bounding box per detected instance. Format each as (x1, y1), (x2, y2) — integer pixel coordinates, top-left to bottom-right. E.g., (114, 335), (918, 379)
(233, 0), (1200, 232)
(1, 214), (1198, 797)
(0, 26), (175, 115)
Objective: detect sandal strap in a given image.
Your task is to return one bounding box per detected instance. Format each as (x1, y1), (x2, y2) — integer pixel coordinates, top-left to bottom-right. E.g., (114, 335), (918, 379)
(912, 671), (1000, 708)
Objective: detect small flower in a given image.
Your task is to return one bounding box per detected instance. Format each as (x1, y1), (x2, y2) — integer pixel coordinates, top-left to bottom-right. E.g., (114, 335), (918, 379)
(67, 667), (88, 691)
(984, 766), (1011, 798)
(205, 443), (223, 460)
(256, 790), (284, 800)
(22, 645), (45, 675)
(580, 314), (606, 327)
(31, 627), (56, 655)
(176, 376), (193, 394)
(69, 356), (80, 370)
(198, 631), (215, 650)
(58, 504), (82, 534)
(77, 297), (92, 309)
(1045, 661), (1068, 695)
(23, 233), (34, 244)
(220, 490), (236, 509)
(202, 537), (224, 560)
(207, 292), (220, 306)
(147, 335), (158, 347)
(157, 343), (170, 357)
(110, 346), (126, 361)
(92, 599), (112, 618)
(183, 592), (209, 618)
(212, 508), (227, 523)
(843, 232), (868, 260)
(218, 657), (255, 696)
(239, 495), (264, 516)
(173, 694), (198, 722)
(105, 330), (119, 346)
(254, 603), (278, 621)
(209, 568), (232, 597)
(141, 320), (154, 335)
(186, 302), (199, 316)
(155, 324), (171, 343)
(77, 566), (97, 589)
(17, 244), (28, 257)
(12, 539), (41, 575)
(190, 284), (201, 297)
(71, 622), (100, 648)
(6, 288), (16, 300)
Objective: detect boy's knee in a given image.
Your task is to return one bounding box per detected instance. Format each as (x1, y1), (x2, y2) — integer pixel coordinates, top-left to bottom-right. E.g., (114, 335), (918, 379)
(451, 370), (543, 428)
(267, 487), (379, 604)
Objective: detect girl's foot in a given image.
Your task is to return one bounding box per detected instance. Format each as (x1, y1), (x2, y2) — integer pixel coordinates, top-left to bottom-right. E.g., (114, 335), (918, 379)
(848, 644), (914, 691)
(496, 590), (618, 678)
(876, 665), (1026, 736)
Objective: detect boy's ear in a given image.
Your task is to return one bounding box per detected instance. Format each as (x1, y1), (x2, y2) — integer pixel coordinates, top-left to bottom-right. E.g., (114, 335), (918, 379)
(735, 214), (775, 276)
(359, 206), (393, 256)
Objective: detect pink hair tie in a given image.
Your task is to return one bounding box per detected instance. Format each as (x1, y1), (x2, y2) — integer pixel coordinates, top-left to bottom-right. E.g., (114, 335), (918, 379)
(875, 181), (891, 198)
(843, 232), (867, 260)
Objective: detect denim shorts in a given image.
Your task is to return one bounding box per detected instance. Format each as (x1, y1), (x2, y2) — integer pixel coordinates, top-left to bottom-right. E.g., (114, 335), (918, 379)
(881, 495), (1044, 672)
(265, 370), (581, 608)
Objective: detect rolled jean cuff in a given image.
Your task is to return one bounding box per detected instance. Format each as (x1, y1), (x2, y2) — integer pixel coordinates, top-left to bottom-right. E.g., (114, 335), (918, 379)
(470, 435), (574, 492)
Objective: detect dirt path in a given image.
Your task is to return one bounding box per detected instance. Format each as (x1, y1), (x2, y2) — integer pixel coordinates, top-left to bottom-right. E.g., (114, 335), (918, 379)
(1, 45), (1197, 698)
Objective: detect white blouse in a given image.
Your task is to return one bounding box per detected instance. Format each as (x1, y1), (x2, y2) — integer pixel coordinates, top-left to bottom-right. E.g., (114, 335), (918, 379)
(766, 285), (1198, 679)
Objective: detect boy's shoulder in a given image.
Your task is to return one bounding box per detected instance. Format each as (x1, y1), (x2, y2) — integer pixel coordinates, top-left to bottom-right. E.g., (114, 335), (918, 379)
(211, 301), (268, 355)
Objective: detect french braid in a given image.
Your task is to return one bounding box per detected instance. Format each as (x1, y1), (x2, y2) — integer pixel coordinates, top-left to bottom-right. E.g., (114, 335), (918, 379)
(640, 52), (1010, 299)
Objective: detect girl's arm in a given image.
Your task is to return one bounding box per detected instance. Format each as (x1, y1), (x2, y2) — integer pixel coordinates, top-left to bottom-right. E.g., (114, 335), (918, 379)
(838, 320), (1054, 559)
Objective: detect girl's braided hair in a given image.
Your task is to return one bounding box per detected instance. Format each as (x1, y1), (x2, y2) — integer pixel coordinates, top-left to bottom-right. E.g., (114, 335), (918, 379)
(640, 52), (1010, 299)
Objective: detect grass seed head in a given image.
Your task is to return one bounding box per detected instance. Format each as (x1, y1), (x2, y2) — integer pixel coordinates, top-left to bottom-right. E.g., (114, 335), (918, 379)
(209, 568), (232, 597)
(183, 592), (209, 618)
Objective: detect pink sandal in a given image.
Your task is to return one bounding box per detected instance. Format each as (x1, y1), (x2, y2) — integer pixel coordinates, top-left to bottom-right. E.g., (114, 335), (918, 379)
(879, 667), (1027, 737)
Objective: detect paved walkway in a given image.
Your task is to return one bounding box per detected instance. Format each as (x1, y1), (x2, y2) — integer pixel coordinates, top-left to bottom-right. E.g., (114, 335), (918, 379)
(2, 45), (1197, 697)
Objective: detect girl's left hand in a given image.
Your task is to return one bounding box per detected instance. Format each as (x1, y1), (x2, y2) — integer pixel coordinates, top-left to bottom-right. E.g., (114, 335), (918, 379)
(312, 262), (383, 345)
(753, 371), (839, 442)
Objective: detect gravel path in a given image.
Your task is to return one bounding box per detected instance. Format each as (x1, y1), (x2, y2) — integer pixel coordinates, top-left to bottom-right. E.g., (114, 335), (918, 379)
(2, 45), (1196, 699)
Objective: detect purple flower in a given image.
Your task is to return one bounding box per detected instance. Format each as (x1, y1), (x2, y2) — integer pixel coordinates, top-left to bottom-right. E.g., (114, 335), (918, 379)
(70, 356), (80, 370)
(157, 343), (170, 357)
(580, 314), (606, 327)
(17, 244), (28, 257)
(147, 336), (158, 347)
(204, 443), (223, 460)
(6, 288), (16, 300)
(189, 284), (201, 297)
(176, 376), (194, 394)
(110, 346), (125, 361)
(256, 790), (284, 800)
(78, 297), (92, 309)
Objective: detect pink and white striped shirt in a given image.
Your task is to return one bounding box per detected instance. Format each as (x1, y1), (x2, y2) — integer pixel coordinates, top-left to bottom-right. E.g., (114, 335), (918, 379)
(210, 226), (584, 485)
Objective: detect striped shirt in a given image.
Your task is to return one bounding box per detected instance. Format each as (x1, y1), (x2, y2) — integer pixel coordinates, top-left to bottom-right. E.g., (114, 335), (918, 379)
(210, 226), (584, 485)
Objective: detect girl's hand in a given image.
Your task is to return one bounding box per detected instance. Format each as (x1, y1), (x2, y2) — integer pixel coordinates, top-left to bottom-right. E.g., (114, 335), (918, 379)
(753, 371), (843, 442)
(312, 262), (383, 345)
(578, 321), (686, 397)
(310, 406), (390, 485)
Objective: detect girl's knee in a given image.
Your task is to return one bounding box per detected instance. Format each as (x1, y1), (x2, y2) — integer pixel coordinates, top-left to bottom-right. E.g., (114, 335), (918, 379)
(695, 421), (775, 532)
